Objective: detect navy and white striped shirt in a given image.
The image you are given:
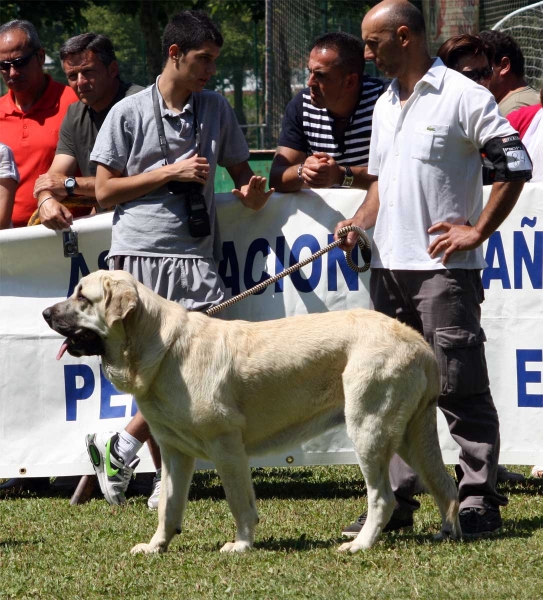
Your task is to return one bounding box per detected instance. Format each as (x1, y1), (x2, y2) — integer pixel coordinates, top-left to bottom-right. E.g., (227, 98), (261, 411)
(277, 76), (385, 166)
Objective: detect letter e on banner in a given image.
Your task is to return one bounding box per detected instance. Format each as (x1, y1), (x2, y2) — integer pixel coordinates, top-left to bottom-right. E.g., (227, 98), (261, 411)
(517, 349), (543, 407)
(99, 367), (131, 419)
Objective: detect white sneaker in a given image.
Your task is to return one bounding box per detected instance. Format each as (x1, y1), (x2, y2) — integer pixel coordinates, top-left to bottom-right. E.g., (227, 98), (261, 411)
(86, 432), (140, 505)
(147, 469), (161, 510)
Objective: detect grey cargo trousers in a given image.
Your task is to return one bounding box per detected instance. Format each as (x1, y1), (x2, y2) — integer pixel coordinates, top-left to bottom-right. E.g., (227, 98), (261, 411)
(370, 268), (508, 513)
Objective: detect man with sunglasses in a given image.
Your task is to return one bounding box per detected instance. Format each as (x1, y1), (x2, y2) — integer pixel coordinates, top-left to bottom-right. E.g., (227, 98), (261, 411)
(0, 20), (78, 227)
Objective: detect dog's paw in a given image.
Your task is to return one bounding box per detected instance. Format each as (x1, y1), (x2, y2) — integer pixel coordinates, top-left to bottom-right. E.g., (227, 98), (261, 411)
(220, 541), (252, 553)
(337, 541), (365, 554)
(130, 543), (163, 555)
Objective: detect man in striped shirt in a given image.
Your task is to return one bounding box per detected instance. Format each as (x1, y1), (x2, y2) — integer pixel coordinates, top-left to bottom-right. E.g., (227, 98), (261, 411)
(270, 31), (384, 192)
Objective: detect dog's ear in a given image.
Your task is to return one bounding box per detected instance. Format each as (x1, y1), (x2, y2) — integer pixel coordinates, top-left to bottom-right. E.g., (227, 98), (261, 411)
(104, 277), (139, 327)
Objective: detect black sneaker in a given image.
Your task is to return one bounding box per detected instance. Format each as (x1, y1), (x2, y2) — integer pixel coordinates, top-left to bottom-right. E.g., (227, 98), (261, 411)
(459, 507), (502, 538)
(341, 511), (414, 538)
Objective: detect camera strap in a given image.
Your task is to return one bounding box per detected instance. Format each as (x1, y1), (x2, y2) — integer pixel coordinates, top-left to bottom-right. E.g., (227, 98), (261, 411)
(152, 84), (200, 166)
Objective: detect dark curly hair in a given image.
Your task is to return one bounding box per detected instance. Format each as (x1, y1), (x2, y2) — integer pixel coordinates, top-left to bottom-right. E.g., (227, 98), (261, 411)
(437, 34), (494, 70)
(478, 30), (525, 77)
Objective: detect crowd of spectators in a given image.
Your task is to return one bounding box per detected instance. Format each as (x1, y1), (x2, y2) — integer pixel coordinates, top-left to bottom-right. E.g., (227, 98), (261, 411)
(0, 1), (540, 527)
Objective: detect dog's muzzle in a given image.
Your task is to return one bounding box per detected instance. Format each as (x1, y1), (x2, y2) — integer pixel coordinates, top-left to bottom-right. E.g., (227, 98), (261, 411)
(43, 305), (105, 359)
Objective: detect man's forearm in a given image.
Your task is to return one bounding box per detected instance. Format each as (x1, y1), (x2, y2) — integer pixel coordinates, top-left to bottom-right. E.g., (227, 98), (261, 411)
(96, 167), (170, 209)
(350, 167), (378, 191)
(474, 180), (525, 242)
(71, 176), (97, 198)
(352, 180), (380, 230)
(269, 163), (305, 192)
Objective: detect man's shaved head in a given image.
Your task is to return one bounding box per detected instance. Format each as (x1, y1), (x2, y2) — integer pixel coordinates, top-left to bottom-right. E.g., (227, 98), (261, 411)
(365, 0), (426, 37)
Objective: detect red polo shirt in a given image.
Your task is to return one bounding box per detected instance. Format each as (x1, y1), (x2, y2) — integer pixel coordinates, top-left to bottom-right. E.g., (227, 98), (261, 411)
(0, 75), (78, 227)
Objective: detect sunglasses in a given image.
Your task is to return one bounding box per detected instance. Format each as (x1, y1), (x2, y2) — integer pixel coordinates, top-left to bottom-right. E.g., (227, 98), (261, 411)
(460, 67), (492, 82)
(0, 50), (38, 72)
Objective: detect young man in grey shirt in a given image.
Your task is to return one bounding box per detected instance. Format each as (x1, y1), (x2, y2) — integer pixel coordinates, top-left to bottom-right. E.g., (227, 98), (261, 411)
(87, 10), (273, 509)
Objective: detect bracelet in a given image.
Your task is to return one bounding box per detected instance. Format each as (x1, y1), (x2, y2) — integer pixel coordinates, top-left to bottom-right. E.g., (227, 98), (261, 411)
(37, 196), (54, 212)
(297, 163), (304, 180)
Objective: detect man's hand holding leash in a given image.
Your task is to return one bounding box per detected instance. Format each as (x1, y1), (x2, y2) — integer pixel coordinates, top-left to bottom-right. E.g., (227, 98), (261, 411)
(334, 179), (379, 251)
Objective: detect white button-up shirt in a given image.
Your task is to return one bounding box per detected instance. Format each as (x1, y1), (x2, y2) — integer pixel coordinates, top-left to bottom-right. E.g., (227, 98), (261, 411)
(368, 58), (516, 270)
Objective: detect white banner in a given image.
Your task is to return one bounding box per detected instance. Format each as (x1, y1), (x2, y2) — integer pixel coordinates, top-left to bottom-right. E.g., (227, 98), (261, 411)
(0, 186), (542, 477)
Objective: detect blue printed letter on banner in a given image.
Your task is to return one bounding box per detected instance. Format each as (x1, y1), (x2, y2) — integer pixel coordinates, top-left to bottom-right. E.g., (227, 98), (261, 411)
(483, 232), (511, 289)
(99, 366), (130, 419)
(517, 349), (543, 407)
(290, 234), (321, 293)
(64, 364), (95, 421)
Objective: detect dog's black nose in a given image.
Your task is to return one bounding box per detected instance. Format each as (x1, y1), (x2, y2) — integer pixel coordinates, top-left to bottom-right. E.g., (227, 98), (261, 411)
(42, 307), (52, 323)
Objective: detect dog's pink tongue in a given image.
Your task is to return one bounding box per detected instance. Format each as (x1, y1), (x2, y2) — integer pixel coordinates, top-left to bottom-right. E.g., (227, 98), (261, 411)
(56, 340), (69, 361)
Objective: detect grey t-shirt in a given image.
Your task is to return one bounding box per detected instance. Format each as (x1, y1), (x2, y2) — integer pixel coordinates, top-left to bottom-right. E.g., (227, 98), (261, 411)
(90, 80), (250, 259)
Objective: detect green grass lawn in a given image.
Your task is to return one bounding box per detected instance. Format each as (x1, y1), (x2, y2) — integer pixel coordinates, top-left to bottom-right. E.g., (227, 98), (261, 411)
(1, 465), (542, 599)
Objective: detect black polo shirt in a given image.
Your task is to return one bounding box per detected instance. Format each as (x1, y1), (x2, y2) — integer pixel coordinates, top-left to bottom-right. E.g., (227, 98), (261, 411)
(56, 80), (143, 176)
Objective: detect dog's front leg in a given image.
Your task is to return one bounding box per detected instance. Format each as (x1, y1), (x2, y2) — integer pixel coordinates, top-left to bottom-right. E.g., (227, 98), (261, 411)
(207, 431), (259, 553)
(131, 446), (195, 555)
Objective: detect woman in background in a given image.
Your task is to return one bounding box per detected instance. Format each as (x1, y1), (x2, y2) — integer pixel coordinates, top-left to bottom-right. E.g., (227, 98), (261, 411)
(438, 34), (494, 89)
(0, 142), (19, 229)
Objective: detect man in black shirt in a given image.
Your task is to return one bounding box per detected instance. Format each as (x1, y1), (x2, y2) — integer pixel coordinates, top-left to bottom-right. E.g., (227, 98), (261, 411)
(33, 33), (142, 230)
(270, 31), (384, 192)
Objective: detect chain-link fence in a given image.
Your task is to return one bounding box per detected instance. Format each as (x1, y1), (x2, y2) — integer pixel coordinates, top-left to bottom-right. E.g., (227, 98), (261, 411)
(1, 0), (540, 149)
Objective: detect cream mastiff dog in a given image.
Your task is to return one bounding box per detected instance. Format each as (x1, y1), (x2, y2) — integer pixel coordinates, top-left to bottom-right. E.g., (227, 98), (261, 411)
(43, 270), (460, 554)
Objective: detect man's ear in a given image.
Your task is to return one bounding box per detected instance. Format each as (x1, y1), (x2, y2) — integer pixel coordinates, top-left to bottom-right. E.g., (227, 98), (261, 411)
(169, 43), (181, 62)
(37, 47), (46, 67)
(498, 56), (511, 77)
(397, 25), (410, 46)
(108, 60), (119, 80)
(344, 72), (360, 91)
(104, 278), (138, 327)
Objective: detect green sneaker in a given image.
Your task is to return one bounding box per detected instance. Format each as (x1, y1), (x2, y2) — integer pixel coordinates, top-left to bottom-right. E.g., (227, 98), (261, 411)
(86, 432), (140, 505)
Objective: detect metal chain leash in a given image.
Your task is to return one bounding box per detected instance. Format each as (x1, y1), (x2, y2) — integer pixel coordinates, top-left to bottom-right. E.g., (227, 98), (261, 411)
(205, 226), (371, 316)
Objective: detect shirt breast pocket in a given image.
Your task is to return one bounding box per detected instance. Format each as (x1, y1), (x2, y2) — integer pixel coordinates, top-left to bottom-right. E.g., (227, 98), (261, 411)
(411, 122), (449, 162)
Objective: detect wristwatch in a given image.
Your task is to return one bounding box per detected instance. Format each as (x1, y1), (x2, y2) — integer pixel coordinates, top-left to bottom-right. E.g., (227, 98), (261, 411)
(341, 165), (354, 188)
(64, 177), (76, 196)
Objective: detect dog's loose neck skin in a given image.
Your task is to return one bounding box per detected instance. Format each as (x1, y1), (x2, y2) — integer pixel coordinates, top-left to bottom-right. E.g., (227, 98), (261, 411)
(101, 284), (194, 398)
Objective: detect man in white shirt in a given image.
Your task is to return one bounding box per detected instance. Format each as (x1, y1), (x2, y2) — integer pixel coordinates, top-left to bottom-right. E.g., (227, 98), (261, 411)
(336, 0), (532, 539)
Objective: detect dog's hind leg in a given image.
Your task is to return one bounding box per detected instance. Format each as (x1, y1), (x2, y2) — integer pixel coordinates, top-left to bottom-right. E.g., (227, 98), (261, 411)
(338, 412), (398, 553)
(207, 430), (259, 553)
(131, 445), (195, 555)
(397, 400), (460, 541)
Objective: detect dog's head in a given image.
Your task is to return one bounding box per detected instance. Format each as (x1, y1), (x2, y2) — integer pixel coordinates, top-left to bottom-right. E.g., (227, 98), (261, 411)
(43, 270), (139, 359)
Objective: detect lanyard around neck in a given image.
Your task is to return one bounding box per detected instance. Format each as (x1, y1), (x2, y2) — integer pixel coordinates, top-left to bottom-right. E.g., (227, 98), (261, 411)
(151, 84), (200, 166)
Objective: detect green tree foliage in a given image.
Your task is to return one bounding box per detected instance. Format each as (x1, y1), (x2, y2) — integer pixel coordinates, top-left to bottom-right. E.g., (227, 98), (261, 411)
(0, 1), (88, 31)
